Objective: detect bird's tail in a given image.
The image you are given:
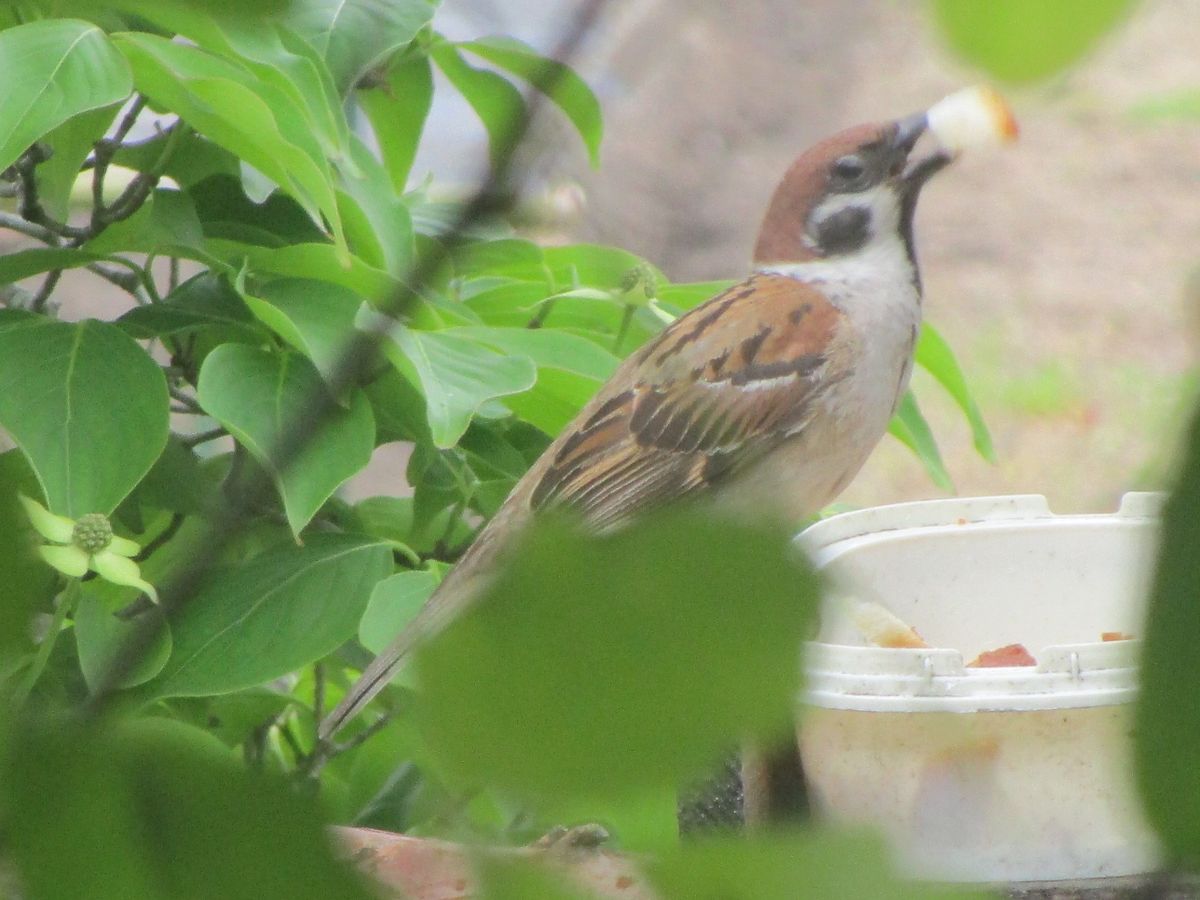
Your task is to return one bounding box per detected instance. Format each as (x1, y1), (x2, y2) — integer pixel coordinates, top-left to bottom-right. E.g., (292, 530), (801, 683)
(317, 614), (423, 742)
(317, 565), (488, 742)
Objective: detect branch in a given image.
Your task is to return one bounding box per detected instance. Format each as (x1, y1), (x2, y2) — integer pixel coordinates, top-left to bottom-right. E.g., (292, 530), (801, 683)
(30, 269), (63, 314)
(90, 95), (147, 220)
(14, 145), (91, 241)
(167, 385), (203, 413)
(181, 427), (227, 448)
(86, 262), (144, 298)
(0, 210), (58, 244)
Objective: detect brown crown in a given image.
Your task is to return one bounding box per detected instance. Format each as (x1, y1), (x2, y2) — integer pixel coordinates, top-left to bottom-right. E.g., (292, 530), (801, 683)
(753, 122), (887, 266)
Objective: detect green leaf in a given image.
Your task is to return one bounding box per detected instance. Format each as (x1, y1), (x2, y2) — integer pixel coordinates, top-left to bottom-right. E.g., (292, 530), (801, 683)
(206, 239), (398, 300)
(648, 830), (982, 900)
(336, 135), (414, 277)
(657, 280), (735, 314)
(145, 534), (392, 697)
(196, 345), (376, 535)
(460, 36), (603, 166)
(113, 32), (347, 256)
(0, 19), (132, 175)
(888, 390), (954, 493)
(454, 238), (546, 280)
(414, 508), (818, 800)
(83, 187), (206, 256)
(359, 54), (433, 192)
(75, 583), (172, 690)
(239, 277), (364, 386)
(188, 172), (327, 246)
(0, 317), (168, 516)
(131, 8), (352, 170)
(543, 244), (661, 288)
(0, 246), (110, 284)
(930, 0), (1139, 83)
(1137, 410), (1200, 866)
(284, 0), (437, 95)
(505, 368), (603, 436)
(431, 41), (526, 170)
(3, 718), (377, 900)
(452, 326), (619, 436)
(383, 328), (538, 448)
(915, 323), (996, 463)
(116, 271), (261, 340)
(358, 569), (438, 653)
(477, 855), (595, 900)
(37, 104), (119, 221)
(0, 449), (57, 661)
(115, 131), (240, 189)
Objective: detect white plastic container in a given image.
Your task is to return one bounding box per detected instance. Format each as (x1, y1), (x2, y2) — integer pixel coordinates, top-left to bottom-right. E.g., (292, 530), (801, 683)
(796, 494), (1162, 884)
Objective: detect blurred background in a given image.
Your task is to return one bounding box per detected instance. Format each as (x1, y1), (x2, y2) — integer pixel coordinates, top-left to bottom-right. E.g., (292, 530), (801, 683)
(426, 0), (1200, 514)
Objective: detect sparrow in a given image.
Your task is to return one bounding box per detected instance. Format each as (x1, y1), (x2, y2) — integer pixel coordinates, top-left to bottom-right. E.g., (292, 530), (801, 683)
(321, 96), (999, 742)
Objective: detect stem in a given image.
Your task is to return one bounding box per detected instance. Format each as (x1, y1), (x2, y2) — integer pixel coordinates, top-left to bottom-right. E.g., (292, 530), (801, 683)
(313, 662), (326, 727)
(182, 427), (227, 448)
(168, 385), (203, 413)
(30, 269), (63, 314)
(12, 580), (81, 706)
(613, 303), (635, 354)
(304, 710), (397, 779)
(526, 297), (557, 329)
(0, 210), (58, 243)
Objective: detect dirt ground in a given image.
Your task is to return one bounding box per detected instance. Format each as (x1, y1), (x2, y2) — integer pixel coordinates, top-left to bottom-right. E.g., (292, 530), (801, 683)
(553, 0), (1200, 515)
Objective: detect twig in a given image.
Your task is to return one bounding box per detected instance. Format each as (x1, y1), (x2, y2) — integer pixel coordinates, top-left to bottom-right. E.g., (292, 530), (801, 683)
(12, 581), (80, 706)
(181, 427), (227, 448)
(30, 269), (63, 314)
(87, 262), (143, 297)
(167, 385), (203, 413)
(313, 662), (326, 726)
(97, 122), (189, 227)
(135, 513), (185, 564)
(304, 711), (397, 779)
(14, 146), (91, 241)
(90, 96), (147, 220)
(0, 210), (58, 244)
(279, 721), (305, 765)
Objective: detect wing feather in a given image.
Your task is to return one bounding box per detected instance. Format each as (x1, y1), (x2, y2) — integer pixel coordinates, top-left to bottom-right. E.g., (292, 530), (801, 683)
(526, 273), (846, 528)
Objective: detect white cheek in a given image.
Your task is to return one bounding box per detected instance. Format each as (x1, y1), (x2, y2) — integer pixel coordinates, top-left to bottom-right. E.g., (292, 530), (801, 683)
(806, 186), (901, 248)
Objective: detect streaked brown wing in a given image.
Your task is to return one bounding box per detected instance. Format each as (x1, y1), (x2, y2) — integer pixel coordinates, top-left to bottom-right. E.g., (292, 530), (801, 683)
(527, 273), (846, 530)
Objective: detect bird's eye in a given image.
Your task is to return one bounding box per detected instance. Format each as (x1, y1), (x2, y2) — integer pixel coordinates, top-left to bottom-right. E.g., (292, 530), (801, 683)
(832, 155), (867, 184)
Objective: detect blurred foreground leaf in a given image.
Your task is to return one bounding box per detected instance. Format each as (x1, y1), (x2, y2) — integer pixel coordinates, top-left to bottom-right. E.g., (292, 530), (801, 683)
(414, 507), (818, 803)
(2, 717), (374, 900)
(1136, 408), (1200, 865)
(930, 0), (1138, 83)
(647, 830), (986, 900)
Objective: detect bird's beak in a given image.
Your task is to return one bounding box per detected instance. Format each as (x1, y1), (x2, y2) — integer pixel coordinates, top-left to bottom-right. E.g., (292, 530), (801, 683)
(890, 111), (952, 197)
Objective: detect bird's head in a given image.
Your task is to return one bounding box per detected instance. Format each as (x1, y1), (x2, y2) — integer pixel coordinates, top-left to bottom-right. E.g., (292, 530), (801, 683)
(753, 112), (949, 269)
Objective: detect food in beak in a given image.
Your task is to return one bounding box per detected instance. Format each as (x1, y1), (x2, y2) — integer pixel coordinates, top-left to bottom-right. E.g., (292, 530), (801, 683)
(926, 85), (1019, 154)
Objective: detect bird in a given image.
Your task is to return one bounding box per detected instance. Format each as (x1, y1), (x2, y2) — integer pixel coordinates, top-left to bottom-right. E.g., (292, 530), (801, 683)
(320, 90), (1014, 744)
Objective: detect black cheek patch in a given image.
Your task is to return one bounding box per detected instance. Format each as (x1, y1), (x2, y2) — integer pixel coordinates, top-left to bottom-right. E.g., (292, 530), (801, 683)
(813, 205), (870, 255)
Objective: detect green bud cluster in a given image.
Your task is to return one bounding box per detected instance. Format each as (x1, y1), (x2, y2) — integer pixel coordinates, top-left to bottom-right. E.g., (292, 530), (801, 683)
(72, 513), (113, 554)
